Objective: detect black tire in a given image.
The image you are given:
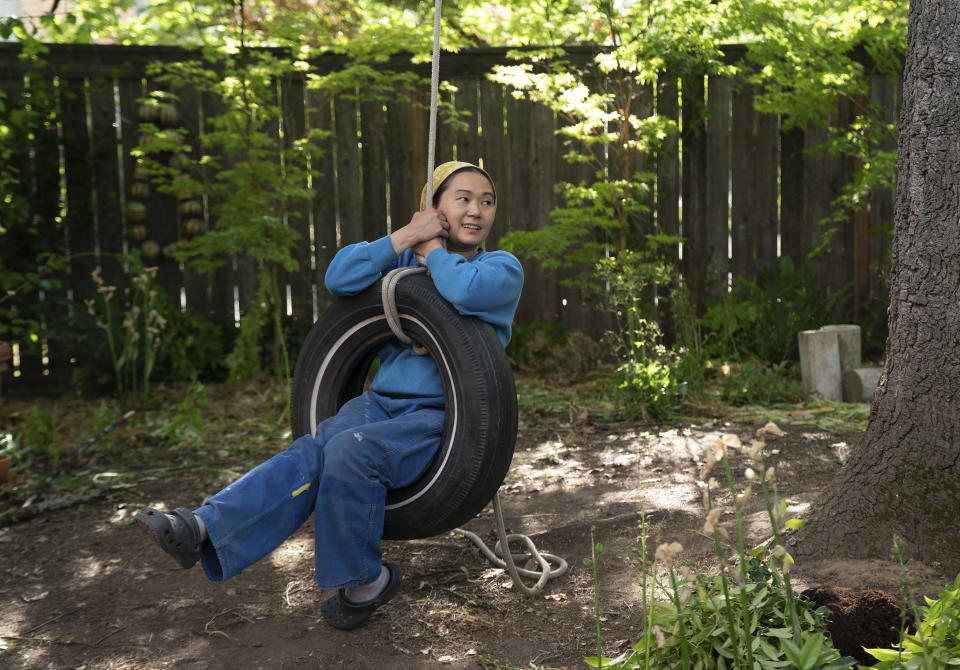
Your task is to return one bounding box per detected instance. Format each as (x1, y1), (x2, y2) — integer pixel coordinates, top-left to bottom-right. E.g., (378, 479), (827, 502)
(290, 273), (518, 540)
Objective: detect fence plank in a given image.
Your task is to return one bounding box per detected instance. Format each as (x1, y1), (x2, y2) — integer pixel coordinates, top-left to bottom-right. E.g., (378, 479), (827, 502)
(60, 77), (97, 299)
(454, 78), (480, 162)
(803, 103), (853, 298)
(360, 98), (389, 243)
(706, 75), (731, 303)
(170, 78), (213, 317)
(434, 87), (457, 167)
(281, 75), (315, 324)
(138, 79), (184, 305)
(478, 79), (507, 248)
(334, 96), (363, 246)
(657, 75), (681, 250)
(731, 82), (779, 281)
(88, 76), (125, 288)
(780, 126), (804, 268)
(386, 96), (416, 230)
(307, 89), (337, 317)
(681, 74), (708, 312)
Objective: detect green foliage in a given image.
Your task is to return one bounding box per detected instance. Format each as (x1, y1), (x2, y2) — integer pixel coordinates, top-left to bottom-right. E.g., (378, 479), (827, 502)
(735, 0), (906, 131)
(133, 41), (326, 380)
(151, 303), (234, 384)
(0, 49), (67, 348)
(595, 248), (696, 420)
(225, 280), (270, 381)
(85, 253), (167, 408)
(586, 435), (857, 670)
(148, 380), (211, 446)
(493, 0), (729, 280)
(23, 407), (61, 469)
(717, 360), (805, 406)
(0, 428), (31, 475)
(587, 566), (853, 670)
(701, 256), (851, 363)
(865, 572), (960, 669)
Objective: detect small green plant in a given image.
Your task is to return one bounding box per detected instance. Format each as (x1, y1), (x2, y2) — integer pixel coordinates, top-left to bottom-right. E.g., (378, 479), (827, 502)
(148, 380), (211, 447)
(717, 360), (805, 406)
(86, 252), (167, 408)
(701, 255), (852, 363)
(864, 567), (960, 669)
(22, 406), (60, 469)
(596, 249), (689, 421)
(0, 428), (31, 475)
(583, 529), (606, 667)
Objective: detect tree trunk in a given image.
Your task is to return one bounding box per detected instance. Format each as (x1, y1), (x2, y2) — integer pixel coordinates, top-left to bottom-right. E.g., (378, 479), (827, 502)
(792, 0), (960, 573)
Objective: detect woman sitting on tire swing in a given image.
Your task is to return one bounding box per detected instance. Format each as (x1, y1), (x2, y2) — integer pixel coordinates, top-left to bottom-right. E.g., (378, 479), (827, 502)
(135, 161), (524, 630)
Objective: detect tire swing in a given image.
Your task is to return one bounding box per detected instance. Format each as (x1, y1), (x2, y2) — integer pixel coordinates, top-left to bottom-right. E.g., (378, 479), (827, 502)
(292, 0), (567, 593)
(289, 272), (517, 540)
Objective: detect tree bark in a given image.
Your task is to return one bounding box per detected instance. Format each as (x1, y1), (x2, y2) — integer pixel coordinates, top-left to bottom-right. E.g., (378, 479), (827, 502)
(792, 0), (960, 572)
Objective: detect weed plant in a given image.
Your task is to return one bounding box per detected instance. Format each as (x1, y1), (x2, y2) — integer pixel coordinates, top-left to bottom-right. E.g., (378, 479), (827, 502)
(86, 252), (167, 409)
(701, 256), (851, 363)
(585, 426), (858, 670)
(864, 543), (960, 669)
(716, 360), (805, 406)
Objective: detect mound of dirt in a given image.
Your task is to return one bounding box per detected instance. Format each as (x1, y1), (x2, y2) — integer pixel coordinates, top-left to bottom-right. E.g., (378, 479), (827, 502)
(801, 586), (909, 664)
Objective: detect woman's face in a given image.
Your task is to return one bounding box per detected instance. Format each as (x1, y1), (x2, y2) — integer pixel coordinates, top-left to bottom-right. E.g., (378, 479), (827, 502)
(436, 171), (496, 257)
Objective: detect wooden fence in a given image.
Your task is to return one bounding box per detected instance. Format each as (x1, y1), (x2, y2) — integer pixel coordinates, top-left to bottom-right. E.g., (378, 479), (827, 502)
(0, 43), (900, 394)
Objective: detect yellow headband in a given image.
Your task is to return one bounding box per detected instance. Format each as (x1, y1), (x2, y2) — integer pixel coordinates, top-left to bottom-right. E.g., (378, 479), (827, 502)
(419, 161), (497, 211)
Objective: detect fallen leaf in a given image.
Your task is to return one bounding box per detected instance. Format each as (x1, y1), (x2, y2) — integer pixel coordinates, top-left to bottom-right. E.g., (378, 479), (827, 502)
(22, 591), (48, 602)
(721, 434), (742, 448)
(545, 593), (567, 601)
(757, 421), (785, 438)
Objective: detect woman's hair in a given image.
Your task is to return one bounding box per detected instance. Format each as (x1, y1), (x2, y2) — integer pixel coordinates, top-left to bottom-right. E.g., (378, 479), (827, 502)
(432, 166), (496, 207)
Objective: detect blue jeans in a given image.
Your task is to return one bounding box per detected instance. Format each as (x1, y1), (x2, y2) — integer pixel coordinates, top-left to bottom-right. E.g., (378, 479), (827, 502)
(194, 391), (445, 590)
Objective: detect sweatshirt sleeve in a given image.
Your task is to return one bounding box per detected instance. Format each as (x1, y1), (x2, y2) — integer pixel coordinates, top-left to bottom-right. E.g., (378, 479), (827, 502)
(425, 248), (524, 318)
(324, 235), (400, 296)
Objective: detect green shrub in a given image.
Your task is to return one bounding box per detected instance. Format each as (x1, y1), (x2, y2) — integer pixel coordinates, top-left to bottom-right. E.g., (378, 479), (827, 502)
(865, 572), (960, 669)
(616, 354), (686, 422)
(702, 256), (852, 363)
(586, 432), (858, 670)
(593, 562), (854, 670)
(717, 360), (805, 406)
(152, 304), (234, 384)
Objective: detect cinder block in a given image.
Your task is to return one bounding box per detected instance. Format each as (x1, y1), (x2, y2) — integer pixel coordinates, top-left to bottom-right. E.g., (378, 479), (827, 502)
(798, 329), (842, 401)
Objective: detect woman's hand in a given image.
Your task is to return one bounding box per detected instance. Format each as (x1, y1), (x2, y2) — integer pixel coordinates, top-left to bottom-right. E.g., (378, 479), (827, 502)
(391, 208), (448, 257)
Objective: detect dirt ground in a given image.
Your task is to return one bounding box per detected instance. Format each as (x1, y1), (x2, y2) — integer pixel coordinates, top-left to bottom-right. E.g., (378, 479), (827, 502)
(0, 382), (952, 670)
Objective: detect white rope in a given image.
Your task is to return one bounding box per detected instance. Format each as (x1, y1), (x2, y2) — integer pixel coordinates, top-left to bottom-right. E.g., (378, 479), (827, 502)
(381, 266), (428, 355)
(454, 494), (569, 595)
(424, 0), (442, 209)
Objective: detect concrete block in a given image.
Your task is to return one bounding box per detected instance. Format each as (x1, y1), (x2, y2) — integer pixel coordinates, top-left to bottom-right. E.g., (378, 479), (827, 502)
(842, 367), (882, 403)
(798, 329), (843, 401)
(820, 324), (862, 372)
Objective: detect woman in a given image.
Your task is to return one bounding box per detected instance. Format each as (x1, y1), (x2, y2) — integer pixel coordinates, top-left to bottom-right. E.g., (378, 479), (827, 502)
(136, 161), (523, 630)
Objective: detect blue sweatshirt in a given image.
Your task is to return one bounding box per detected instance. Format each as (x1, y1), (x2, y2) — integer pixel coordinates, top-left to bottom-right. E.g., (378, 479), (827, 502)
(324, 235), (524, 397)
